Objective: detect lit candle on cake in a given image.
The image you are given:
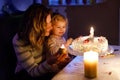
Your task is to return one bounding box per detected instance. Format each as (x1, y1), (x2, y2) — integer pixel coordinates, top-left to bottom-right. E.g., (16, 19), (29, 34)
(84, 51), (98, 79)
(89, 27), (94, 38)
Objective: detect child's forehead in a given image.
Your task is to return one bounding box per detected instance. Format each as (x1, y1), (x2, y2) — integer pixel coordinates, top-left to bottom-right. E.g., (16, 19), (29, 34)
(54, 21), (66, 25)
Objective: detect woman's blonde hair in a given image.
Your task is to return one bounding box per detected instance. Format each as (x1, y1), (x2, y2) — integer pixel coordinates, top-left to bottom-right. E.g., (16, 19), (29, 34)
(18, 4), (52, 49)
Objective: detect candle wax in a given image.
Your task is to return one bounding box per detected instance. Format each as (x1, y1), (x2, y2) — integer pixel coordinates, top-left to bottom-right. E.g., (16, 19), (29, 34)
(84, 51), (98, 79)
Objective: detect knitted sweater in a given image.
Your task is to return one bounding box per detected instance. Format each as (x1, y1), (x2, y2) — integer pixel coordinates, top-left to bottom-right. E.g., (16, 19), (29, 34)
(12, 34), (53, 77)
(47, 35), (66, 55)
(47, 35), (78, 56)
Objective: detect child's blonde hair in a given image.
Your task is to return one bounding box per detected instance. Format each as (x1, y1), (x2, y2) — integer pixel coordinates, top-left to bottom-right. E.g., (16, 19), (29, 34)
(52, 13), (68, 27)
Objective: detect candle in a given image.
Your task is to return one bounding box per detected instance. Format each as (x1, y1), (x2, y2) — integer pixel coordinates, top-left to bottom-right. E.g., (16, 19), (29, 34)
(58, 44), (67, 54)
(57, 44), (68, 62)
(84, 51), (98, 79)
(90, 27), (94, 38)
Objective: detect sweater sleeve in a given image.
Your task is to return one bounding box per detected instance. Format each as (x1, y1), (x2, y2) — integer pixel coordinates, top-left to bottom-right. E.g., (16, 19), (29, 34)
(47, 38), (61, 55)
(12, 34), (53, 77)
(47, 37), (66, 55)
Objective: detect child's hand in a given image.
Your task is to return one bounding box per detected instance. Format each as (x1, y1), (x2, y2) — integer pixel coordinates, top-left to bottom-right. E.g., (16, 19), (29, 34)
(65, 38), (73, 47)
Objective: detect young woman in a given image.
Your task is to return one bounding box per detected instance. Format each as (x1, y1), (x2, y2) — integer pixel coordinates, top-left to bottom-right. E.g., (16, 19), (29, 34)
(12, 4), (60, 80)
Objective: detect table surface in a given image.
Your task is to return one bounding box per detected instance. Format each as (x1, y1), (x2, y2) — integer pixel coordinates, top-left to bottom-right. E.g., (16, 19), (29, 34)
(52, 45), (120, 80)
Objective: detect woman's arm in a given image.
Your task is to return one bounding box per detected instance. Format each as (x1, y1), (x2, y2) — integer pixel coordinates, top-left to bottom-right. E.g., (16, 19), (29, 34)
(12, 34), (54, 77)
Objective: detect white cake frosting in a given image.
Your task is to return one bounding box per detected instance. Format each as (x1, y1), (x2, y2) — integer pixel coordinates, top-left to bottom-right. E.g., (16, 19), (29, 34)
(71, 36), (108, 54)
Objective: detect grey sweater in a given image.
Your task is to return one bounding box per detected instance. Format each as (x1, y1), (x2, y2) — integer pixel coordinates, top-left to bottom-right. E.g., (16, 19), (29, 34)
(12, 34), (54, 77)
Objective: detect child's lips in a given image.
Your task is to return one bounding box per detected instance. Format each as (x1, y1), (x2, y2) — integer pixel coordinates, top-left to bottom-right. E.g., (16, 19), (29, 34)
(59, 32), (64, 34)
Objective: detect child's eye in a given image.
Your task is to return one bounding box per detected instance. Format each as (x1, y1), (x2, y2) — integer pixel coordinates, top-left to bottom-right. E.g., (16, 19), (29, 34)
(63, 26), (66, 28)
(57, 26), (60, 28)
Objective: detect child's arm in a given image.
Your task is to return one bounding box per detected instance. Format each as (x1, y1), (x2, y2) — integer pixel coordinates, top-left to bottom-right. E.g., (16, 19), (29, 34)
(47, 38), (61, 55)
(64, 38), (73, 47)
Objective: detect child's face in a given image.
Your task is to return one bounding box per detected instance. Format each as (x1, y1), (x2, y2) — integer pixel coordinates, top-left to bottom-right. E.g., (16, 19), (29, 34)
(52, 21), (67, 37)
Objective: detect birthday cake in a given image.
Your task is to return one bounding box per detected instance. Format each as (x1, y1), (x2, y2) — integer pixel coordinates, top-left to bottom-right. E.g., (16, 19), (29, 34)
(71, 27), (109, 55)
(71, 36), (108, 54)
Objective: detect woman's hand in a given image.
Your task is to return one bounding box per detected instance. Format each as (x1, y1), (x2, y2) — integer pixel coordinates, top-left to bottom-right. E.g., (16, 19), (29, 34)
(57, 55), (72, 69)
(47, 52), (73, 69)
(46, 54), (59, 65)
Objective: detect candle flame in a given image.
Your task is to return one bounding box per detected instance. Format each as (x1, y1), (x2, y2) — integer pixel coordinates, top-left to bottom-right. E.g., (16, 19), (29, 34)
(84, 51), (98, 62)
(90, 27), (94, 37)
(61, 44), (65, 49)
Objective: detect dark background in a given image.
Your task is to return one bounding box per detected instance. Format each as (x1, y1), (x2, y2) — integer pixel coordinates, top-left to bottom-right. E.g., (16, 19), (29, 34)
(67, 0), (120, 45)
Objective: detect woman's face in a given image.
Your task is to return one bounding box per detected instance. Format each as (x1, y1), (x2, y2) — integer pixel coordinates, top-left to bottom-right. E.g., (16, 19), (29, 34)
(45, 14), (52, 36)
